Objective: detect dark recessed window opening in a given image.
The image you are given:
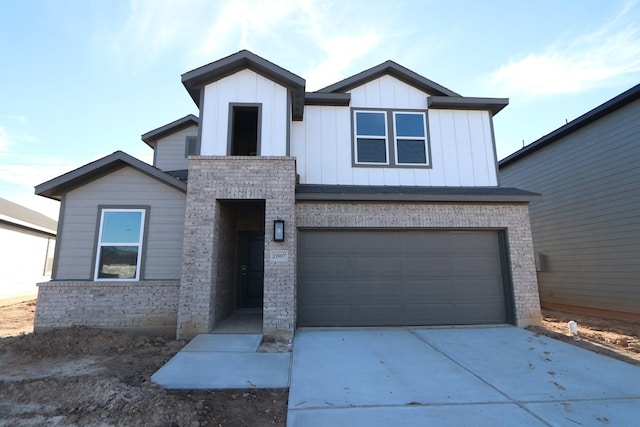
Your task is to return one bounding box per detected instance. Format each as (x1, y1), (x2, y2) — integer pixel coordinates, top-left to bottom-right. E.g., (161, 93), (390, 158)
(231, 106), (259, 156)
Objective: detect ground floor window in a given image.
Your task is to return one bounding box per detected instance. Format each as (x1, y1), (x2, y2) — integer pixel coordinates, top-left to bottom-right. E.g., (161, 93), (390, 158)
(94, 208), (146, 280)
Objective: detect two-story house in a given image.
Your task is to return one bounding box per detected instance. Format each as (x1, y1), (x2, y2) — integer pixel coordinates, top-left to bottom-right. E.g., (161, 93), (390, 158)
(35, 50), (540, 339)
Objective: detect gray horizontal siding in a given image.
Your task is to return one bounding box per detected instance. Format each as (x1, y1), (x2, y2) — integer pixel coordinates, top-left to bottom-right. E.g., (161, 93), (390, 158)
(153, 126), (198, 171)
(55, 167), (186, 280)
(499, 98), (640, 315)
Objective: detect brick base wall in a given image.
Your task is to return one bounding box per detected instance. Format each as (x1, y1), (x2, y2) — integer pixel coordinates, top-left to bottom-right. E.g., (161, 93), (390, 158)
(296, 201), (541, 327)
(35, 281), (180, 337)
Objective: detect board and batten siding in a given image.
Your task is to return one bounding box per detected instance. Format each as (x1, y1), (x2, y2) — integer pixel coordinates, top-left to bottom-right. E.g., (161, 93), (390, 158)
(499, 99), (640, 315)
(291, 75), (498, 186)
(153, 125), (198, 171)
(54, 167), (186, 281)
(199, 69), (289, 156)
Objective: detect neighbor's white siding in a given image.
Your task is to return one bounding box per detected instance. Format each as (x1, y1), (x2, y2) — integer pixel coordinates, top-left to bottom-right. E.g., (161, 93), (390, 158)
(199, 69), (289, 156)
(291, 76), (498, 186)
(153, 125), (198, 171)
(0, 224), (53, 304)
(55, 167), (186, 281)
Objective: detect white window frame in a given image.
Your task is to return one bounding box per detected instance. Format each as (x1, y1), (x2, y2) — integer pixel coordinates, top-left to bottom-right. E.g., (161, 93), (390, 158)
(393, 111), (429, 166)
(94, 208), (146, 281)
(353, 110), (390, 165)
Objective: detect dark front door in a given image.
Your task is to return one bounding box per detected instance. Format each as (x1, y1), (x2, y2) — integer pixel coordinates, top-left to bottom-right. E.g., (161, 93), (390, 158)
(238, 233), (264, 308)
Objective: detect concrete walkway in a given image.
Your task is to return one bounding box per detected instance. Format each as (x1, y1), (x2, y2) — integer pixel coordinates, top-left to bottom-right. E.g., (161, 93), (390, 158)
(151, 334), (290, 389)
(288, 327), (640, 426)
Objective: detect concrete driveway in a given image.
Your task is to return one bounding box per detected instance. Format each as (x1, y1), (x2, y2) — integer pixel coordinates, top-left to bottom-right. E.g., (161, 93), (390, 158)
(287, 327), (640, 426)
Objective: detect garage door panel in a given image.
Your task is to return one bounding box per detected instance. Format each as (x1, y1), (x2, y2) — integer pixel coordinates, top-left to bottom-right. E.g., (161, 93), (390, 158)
(404, 280), (452, 298)
(450, 232), (499, 252)
(299, 256), (350, 277)
(405, 304), (455, 324)
(350, 233), (402, 252)
(298, 230), (508, 327)
(454, 279), (504, 298)
(351, 280), (403, 299)
(455, 302), (506, 323)
(299, 304), (351, 326)
(351, 304), (404, 323)
(402, 256), (452, 276)
(450, 257), (502, 276)
(351, 260), (401, 278)
(299, 280), (350, 299)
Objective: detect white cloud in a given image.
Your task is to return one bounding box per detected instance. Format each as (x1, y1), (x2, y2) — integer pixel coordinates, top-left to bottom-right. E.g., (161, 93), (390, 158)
(0, 161), (75, 189)
(101, 0), (388, 85)
(9, 115), (27, 125)
(489, 8), (640, 96)
(100, 0), (208, 70)
(303, 32), (382, 90)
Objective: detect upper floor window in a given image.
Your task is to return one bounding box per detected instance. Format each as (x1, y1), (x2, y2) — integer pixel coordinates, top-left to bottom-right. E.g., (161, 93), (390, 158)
(229, 104), (261, 156)
(94, 208), (146, 281)
(353, 110), (430, 167)
(355, 111), (389, 164)
(185, 136), (200, 157)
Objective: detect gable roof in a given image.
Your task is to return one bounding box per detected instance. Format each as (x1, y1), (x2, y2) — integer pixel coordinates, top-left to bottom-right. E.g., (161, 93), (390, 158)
(0, 197), (57, 235)
(182, 50), (306, 120)
(316, 59), (508, 115)
(499, 83), (640, 168)
(141, 114), (198, 147)
(318, 60), (460, 96)
(35, 151), (188, 201)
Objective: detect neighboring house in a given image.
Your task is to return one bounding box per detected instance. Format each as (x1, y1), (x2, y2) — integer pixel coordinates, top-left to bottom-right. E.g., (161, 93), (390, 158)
(0, 197), (56, 305)
(499, 84), (640, 321)
(35, 50), (540, 338)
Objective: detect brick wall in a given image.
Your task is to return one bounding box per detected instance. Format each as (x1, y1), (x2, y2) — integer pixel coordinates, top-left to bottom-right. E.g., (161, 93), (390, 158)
(296, 201), (541, 327)
(35, 281), (180, 337)
(178, 156), (297, 339)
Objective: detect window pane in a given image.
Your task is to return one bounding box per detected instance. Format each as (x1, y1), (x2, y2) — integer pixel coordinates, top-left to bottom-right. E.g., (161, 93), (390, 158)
(397, 139), (427, 164)
(101, 211), (142, 243)
(357, 138), (387, 163)
(395, 114), (425, 137)
(356, 112), (386, 136)
(97, 246), (138, 279)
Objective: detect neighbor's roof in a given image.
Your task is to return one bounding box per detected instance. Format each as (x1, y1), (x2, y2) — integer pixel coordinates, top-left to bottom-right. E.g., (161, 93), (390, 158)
(499, 83), (640, 168)
(0, 197), (57, 235)
(141, 114), (198, 147)
(35, 151), (187, 201)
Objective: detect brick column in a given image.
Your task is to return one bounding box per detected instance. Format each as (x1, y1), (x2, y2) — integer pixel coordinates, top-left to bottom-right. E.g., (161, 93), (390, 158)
(177, 157), (297, 339)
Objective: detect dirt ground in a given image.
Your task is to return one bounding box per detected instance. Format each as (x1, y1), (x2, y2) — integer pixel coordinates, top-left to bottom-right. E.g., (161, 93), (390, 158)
(1, 301), (639, 426)
(0, 300), (287, 426)
(529, 308), (640, 367)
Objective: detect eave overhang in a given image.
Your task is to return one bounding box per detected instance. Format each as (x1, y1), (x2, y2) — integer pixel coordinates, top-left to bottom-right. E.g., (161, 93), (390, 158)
(304, 92), (351, 106)
(141, 114), (199, 147)
(318, 60), (460, 96)
(182, 50), (306, 120)
(296, 184), (539, 203)
(428, 96), (509, 116)
(35, 151), (187, 201)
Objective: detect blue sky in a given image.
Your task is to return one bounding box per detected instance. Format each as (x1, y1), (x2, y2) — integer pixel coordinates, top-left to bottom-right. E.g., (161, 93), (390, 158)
(1, 0), (639, 219)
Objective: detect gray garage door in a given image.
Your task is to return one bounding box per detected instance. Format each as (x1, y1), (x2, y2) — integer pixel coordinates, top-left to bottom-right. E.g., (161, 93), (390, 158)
(298, 230), (509, 327)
